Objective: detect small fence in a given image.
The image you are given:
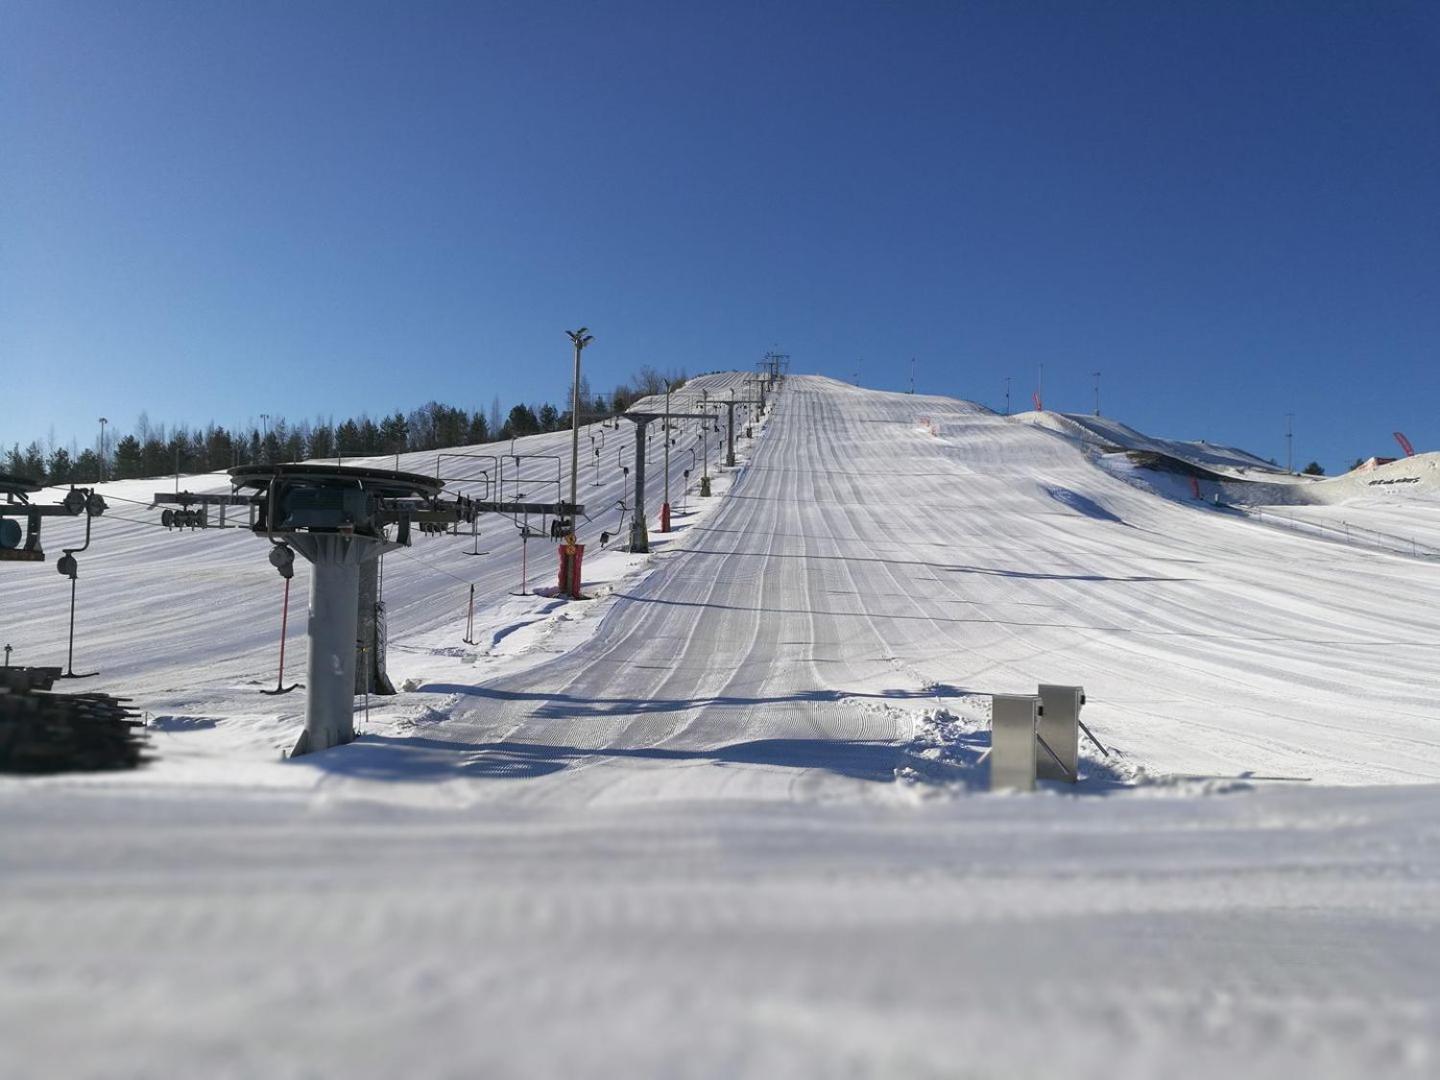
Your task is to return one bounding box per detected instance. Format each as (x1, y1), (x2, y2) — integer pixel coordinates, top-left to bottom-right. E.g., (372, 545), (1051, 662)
(1241, 505), (1440, 560)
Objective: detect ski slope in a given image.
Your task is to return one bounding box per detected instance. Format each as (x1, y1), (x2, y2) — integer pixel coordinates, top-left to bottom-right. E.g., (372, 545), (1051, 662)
(1, 372), (758, 725)
(375, 374), (1440, 794)
(4, 374), (1440, 1078)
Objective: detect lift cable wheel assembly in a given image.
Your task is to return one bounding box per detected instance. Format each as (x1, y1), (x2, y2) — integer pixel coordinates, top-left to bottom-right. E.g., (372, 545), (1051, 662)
(1, 474), (109, 679)
(0, 475), (145, 774)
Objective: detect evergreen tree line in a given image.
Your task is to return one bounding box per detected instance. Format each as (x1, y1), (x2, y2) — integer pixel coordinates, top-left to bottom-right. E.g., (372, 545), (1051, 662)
(4, 365), (685, 484)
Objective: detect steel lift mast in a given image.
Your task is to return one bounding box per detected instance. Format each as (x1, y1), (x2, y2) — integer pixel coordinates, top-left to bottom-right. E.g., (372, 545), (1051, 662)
(620, 385), (765, 553)
(154, 463), (582, 757)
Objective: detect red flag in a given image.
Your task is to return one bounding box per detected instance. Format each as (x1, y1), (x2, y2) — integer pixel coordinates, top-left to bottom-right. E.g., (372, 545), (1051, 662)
(1032, 391), (1043, 411)
(1394, 432), (1415, 457)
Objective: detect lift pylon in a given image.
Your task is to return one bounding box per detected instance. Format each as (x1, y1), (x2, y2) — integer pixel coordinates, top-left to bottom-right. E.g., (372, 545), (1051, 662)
(620, 402), (723, 554)
(155, 463), (582, 757)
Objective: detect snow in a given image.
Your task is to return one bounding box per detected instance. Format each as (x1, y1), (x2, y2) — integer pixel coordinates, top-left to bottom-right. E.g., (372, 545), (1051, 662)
(1018, 408), (1287, 473)
(4, 375), (1440, 1077)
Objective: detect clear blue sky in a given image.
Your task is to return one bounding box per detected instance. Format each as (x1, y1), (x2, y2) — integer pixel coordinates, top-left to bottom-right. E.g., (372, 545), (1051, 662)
(3, 1), (1437, 470)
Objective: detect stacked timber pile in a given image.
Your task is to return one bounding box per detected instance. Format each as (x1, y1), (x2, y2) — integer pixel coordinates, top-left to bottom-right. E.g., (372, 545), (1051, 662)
(0, 668), (149, 773)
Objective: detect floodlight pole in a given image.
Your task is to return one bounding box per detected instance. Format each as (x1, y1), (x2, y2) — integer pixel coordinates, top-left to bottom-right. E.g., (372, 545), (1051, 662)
(1093, 371), (1101, 416)
(1003, 378), (1010, 416)
(97, 418), (108, 481)
(1286, 413), (1294, 473)
(565, 328), (593, 539)
(662, 385), (671, 530)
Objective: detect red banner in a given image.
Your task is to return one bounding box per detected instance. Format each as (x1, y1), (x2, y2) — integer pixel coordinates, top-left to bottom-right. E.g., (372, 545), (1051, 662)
(1394, 432), (1415, 457)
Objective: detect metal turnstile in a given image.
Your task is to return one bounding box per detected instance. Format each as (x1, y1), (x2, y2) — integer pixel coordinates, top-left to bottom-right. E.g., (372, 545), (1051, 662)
(989, 694), (1042, 791)
(1036, 684), (1084, 783)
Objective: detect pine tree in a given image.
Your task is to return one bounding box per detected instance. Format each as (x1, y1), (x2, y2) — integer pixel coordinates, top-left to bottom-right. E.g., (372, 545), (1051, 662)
(380, 412), (409, 453)
(357, 417), (380, 454)
(47, 447), (74, 484)
(113, 435), (143, 479)
(20, 441), (46, 481)
(505, 404), (540, 437)
(73, 449), (101, 483)
(4, 444), (26, 478)
(309, 422), (335, 461)
(465, 412), (488, 445)
(335, 419), (361, 457)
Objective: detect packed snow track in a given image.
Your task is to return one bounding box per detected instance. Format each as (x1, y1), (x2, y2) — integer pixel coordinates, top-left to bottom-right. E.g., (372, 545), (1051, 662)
(5, 375), (1440, 1080)
(355, 374), (1440, 796)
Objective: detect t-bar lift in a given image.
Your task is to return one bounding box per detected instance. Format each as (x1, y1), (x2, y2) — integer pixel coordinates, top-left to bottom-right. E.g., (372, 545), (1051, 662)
(154, 463), (582, 757)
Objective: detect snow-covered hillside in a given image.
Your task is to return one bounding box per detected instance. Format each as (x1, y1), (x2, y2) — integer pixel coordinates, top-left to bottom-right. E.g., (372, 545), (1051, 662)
(4, 375), (1439, 1079)
(1018, 407), (1286, 473)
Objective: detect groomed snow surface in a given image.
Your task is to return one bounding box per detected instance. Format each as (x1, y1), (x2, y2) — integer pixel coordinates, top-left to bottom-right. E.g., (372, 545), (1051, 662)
(4, 375), (1439, 1078)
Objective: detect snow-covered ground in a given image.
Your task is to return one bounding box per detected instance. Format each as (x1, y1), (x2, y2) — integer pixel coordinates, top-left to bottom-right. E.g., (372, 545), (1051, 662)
(4, 375), (1439, 1078)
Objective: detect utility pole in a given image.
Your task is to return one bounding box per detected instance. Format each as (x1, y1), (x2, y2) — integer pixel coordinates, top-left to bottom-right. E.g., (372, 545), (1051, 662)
(1285, 413), (1294, 473)
(1037, 364), (1044, 411)
(662, 384), (671, 531)
(1003, 378), (1010, 416)
(565, 328), (593, 539)
(97, 417), (108, 481)
(910, 358), (915, 395)
(1092, 371), (1102, 416)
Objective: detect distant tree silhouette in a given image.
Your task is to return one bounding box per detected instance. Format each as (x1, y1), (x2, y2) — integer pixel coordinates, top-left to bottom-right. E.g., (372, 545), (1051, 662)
(8, 364), (681, 481)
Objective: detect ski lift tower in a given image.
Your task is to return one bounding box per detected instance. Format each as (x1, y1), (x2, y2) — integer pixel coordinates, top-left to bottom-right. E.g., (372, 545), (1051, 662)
(620, 392), (724, 554)
(721, 389), (764, 467)
(226, 463), (446, 755)
(759, 350), (789, 395)
(154, 462), (583, 757)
